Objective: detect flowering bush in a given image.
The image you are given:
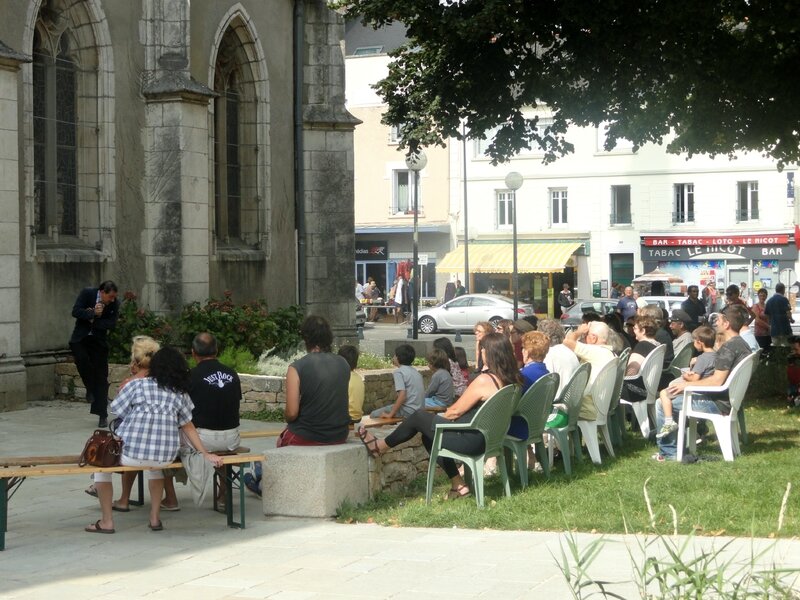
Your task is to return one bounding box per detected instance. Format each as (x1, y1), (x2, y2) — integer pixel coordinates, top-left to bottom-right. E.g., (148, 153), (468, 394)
(107, 291), (304, 363)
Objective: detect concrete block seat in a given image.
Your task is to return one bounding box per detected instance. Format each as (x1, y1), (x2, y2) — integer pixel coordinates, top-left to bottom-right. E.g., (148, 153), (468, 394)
(261, 440), (369, 517)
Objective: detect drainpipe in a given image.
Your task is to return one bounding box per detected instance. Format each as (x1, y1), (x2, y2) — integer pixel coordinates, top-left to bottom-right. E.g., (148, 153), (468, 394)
(293, 0), (306, 307)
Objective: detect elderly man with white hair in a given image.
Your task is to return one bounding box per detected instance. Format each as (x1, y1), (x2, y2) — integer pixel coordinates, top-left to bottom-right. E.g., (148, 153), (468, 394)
(563, 321), (616, 421)
(537, 319), (579, 396)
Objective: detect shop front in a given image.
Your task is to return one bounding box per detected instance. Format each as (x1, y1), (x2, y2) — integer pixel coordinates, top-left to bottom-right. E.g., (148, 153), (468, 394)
(436, 239), (588, 317)
(640, 232), (798, 297)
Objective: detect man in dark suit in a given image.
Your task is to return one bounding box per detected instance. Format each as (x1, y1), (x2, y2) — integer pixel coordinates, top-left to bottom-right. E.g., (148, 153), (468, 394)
(69, 281), (119, 427)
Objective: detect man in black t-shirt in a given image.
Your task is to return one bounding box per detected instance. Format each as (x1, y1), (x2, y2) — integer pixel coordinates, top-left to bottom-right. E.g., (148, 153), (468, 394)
(189, 332), (242, 446)
(162, 333), (242, 510)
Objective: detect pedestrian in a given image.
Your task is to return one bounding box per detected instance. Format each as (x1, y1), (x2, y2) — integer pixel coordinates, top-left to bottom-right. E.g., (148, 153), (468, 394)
(69, 280), (120, 428)
(765, 282), (794, 346)
(454, 279), (466, 297)
(557, 283), (574, 310)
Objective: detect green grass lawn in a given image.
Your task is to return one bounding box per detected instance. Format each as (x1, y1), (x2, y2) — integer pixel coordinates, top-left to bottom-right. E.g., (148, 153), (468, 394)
(339, 355), (800, 538)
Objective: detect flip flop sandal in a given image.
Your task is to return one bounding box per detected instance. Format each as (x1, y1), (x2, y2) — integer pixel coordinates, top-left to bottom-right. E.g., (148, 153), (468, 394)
(85, 486), (98, 498)
(148, 521), (163, 531)
(357, 426), (381, 458)
(159, 503), (180, 512)
(85, 520), (115, 534)
(111, 502), (130, 512)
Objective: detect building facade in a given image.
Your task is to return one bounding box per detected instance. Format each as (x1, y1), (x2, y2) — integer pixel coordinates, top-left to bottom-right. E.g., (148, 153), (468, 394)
(444, 112), (798, 313)
(0, 0), (357, 410)
(345, 22), (453, 302)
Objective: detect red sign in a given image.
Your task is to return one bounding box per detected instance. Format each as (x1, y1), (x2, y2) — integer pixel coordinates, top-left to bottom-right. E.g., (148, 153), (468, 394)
(642, 235), (789, 247)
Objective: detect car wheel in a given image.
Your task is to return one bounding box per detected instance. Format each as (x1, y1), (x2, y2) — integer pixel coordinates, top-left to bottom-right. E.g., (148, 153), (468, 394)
(489, 316), (502, 329)
(418, 316), (437, 334)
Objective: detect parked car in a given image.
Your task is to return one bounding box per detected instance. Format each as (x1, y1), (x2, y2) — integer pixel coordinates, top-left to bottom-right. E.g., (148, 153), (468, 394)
(640, 296), (685, 318)
(416, 293), (533, 334)
(559, 299), (618, 330)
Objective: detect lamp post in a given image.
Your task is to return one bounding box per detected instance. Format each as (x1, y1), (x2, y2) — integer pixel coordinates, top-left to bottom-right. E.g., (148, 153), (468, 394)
(406, 150), (427, 340)
(462, 121), (469, 292)
(504, 171), (523, 317)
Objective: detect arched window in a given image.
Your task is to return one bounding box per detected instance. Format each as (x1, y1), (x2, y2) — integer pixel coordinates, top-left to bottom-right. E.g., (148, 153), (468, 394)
(26, 0), (114, 256)
(33, 26), (78, 236)
(212, 25), (264, 249)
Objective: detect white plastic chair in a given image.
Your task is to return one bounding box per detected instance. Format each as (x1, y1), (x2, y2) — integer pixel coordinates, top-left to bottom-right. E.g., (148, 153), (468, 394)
(676, 351), (759, 462)
(577, 358), (619, 465)
(546, 362), (591, 476)
(619, 344), (666, 438)
(608, 348), (631, 447)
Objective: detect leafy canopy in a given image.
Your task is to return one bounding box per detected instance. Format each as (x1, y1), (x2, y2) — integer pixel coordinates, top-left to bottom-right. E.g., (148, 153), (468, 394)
(337, 0), (800, 168)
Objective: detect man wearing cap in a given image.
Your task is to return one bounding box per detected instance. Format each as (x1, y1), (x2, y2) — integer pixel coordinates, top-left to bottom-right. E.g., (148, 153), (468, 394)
(669, 309), (694, 356)
(681, 285), (706, 327)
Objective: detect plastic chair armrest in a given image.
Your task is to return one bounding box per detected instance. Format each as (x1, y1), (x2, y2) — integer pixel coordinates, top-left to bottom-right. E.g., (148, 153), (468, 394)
(434, 422), (474, 432)
(684, 384), (727, 394)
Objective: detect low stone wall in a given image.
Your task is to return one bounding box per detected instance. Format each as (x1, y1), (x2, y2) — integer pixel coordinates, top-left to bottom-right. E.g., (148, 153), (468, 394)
(366, 428), (430, 495)
(55, 362), (430, 416)
(55, 363), (434, 495)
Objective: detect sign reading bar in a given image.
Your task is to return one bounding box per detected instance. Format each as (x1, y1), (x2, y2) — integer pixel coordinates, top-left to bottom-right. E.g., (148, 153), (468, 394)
(642, 235), (789, 247)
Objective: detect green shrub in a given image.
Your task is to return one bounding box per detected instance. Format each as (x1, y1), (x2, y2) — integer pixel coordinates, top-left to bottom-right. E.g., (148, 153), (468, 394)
(108, 290), (304, 365)
(216, 346), (258, 374)
(107, 292), (178, 363)
(256, 346), (307, 376)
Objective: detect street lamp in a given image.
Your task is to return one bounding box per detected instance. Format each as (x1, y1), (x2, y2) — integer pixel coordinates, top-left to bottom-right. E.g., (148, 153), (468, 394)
(406, 150), (427, 340)
(462, 121), (470, 293)
(504, 171), (523, 317)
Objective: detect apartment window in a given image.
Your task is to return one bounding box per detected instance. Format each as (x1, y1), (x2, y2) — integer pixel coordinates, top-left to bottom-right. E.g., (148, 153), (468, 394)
(551, 189), (568, 225)
(674, 183), (695, 223)
(596, 122), (635, 152)
(393, 170), (421, 214)
(353, 45), (383, 56)
(497, 190), (514, 228)
(473, 126), (499, 157)
(389, 124), (404, 144)
(610, 185), (631, 225)
(737, 181), (759, 221)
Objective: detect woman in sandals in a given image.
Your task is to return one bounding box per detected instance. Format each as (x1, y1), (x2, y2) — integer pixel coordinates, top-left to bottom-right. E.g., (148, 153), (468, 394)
(358, 332), (521, 499)
(85, 346), (223, 534)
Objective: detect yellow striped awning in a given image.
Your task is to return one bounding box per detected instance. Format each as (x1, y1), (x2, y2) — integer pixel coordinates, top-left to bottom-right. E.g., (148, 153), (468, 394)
(436, 242), (583, 274)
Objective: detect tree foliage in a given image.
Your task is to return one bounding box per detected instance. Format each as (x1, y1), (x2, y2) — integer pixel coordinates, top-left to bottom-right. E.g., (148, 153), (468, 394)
(337, 0), (800, 168)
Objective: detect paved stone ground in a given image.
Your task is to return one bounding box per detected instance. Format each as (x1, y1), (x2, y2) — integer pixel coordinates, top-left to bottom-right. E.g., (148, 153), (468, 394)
(2, 401), (799, 599)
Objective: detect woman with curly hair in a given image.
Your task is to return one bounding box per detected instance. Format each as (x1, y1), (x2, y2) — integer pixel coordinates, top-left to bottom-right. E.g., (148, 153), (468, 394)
(85, 346), (223, 535)
(358, 332), (522, 500)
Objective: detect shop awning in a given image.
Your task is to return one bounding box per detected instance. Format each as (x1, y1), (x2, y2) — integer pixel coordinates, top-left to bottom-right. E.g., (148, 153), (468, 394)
(436, 242), (584, 274)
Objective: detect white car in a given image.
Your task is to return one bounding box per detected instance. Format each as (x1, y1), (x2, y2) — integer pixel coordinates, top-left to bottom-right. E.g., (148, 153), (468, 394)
(416, 293), (533, 334)
(640, 296), (685, 318)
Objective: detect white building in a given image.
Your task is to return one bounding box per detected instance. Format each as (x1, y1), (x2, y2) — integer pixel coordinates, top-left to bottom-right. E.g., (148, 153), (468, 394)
(345, 24), (799, 316)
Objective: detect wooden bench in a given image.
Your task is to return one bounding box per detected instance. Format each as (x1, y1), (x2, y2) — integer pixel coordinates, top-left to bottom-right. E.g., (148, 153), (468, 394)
(0, 452), (263, 551)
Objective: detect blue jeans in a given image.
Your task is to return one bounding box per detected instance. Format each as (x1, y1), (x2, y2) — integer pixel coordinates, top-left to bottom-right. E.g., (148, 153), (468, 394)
(656, 393), (721, 459)
(424, 397), (449, 409)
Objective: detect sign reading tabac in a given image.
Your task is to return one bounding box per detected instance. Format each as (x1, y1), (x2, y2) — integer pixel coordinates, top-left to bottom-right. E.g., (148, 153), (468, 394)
(642, 235), (789, 247)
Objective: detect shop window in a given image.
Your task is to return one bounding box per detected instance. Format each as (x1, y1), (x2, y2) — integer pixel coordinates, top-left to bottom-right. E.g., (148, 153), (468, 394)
(673, 183), (695, 223)
(610, 185), (631, 225)
(737, 181), (759, 222)
(497, 190), (514, 229)
(551, 188), (568, 225)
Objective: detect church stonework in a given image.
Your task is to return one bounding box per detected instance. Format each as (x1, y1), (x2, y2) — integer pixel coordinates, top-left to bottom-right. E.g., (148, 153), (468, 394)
(0, 0), (356, 410)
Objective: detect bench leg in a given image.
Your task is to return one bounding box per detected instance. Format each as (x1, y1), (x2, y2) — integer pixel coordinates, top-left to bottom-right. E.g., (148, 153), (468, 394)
(130, 471), (145, 506)
(212, 463), (248, 529)
(1, 478), (7, 551)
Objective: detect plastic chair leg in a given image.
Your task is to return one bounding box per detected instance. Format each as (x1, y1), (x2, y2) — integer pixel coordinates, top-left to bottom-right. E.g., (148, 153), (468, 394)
(571, 429), (583, 464)
(534, 441), (550, 478)
(676, 410), (687, 462)
(632, 402), (651, 438)
(578, 421), (602, 465)
(738, 410), (749, 445)
(600, 424), (615, 458)
(717, 422), (735, 461)
(425, 447), (439, 505)
(471, 458), (485, 508)
(498, 453), (511, 497)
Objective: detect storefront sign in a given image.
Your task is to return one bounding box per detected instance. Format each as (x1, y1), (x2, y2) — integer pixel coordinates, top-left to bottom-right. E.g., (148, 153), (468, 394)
(642, 245), (798, 260)
(355, 240), (388, 260)
(642, 235), (789, 247)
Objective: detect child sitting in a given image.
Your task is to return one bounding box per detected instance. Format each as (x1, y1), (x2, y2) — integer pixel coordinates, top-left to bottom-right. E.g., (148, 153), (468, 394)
(655, 325), (717, 439)
(454, 346), (470, 381)
(786, 336), (800, 408)
(338, 345), (365, 422)
(370, 344), (424, 419)
(423, 348), (455, 408)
